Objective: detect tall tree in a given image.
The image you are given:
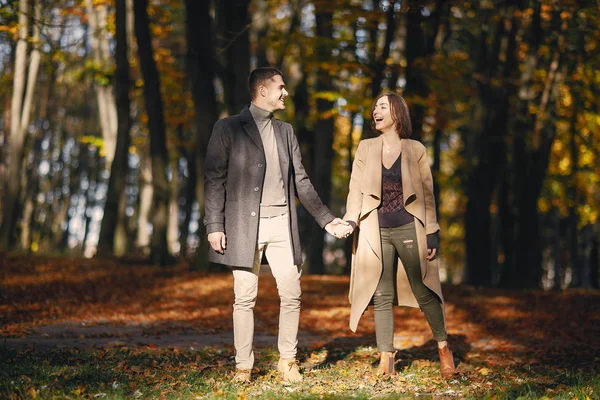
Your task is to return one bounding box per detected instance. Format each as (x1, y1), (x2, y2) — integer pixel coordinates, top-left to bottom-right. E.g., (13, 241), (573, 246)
(463, 3), (520, 286)
(404, 0), (443, 142)
(134, 0), (172, 265)
(250, 0), (270, 68)
(361, 0), (397, 140)
(97, 0), (131, 256)
(305, 4), (335, 274)
(217, 0), (251, 115)
(1, 0), (42, 250)
(500, 6), (567, 288)
(184, 0), (219, 267)
(84, 0), (118, 169)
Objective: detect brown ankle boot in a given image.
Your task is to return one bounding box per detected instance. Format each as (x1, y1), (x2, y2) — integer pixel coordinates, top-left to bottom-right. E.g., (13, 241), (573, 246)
(438, 346), (456, 379)
(375, 351), (396, 376)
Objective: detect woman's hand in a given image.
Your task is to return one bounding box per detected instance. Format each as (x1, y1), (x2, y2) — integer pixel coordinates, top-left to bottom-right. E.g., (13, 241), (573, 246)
(335, 224), (354, 239)
(325, 218), (352, 239)
(427, 248), (437, 261)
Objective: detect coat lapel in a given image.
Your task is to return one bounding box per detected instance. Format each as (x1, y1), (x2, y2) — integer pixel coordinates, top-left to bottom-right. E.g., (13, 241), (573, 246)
(400, 139), (417, 206)
(362, 136), (382, 197)
(240, 107), (265, 153)
(359, 137), (383, 217)
(401, 139), (425, 226)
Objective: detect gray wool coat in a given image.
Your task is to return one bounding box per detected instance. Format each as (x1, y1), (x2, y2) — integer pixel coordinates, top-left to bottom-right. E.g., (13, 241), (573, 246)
(203, 106), (335, 268)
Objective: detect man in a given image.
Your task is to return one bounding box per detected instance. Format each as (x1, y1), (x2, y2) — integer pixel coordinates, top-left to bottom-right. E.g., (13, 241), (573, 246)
(204, 67), (348, 383)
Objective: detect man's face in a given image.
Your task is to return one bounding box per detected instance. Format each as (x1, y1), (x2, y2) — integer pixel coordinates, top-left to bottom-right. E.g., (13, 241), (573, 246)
(261, 75), (288, 111)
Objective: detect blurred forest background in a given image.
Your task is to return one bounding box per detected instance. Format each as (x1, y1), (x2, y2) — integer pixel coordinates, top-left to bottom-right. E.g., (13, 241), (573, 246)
(0, 0), (598, 289)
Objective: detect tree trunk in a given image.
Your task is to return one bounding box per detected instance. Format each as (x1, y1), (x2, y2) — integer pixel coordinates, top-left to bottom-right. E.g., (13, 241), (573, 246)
(362, 0), (397, 140)
(589, 222), (599, 289)
(568, 112), (579, 287)
(85, 0), (118, 169)
(502, 9), (565, 288)
(306, 7), (335, 274)
(134, 0), (172, 265)
(136, 146), (153, 254)
(552, 209), (562, 289)
(217, 0), (251, 115)
(178, 139), (195, 259)
(184, 0), (219, 269)
(81, 148), (101, 256)
(1, 0), (42, 250)
(291, 75), (314, 256)
(20, 133), (43, 251)
(251, 0), (270, 68)
(276, 0), (302, 70)
(97, 0), (131, 257)
(580, 224), (593, 288)
(404, 0), (443, 143)
(168, 159), (180, 255)
(464, 5), (519, 286)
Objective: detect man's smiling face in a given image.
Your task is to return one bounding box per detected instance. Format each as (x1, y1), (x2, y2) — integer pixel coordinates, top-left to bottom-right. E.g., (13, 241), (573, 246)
(261, 74), (288, 111)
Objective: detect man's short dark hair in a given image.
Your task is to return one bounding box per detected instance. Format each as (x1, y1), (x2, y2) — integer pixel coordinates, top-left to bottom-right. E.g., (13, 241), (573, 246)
(248, 67), (283, 100)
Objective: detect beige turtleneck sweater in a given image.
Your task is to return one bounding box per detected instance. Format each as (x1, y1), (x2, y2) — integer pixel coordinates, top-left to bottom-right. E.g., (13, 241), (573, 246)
(249, 103), (287, 217)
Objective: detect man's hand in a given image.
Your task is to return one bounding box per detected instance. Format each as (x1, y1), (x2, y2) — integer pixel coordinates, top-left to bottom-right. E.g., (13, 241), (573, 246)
(208, 232), (227, 254)
(427, 248), (437, 261)
(325, 218), (352, 239)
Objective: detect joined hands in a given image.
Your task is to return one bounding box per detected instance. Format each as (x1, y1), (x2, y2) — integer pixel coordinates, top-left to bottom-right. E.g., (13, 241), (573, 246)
(325, 218), (354, 239)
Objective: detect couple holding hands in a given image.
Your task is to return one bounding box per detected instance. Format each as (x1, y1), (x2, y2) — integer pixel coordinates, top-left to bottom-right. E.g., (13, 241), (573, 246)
(204, 67), (456, 384)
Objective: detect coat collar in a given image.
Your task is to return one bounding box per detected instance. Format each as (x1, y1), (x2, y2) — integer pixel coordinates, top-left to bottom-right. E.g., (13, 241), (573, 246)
(240, 106), (290, 174)
(361, 136), (417, 205)
(240, 106), (265, 153)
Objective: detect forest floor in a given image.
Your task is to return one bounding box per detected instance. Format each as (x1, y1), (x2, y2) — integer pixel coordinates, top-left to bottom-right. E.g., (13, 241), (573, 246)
(1, 253), (599, 399)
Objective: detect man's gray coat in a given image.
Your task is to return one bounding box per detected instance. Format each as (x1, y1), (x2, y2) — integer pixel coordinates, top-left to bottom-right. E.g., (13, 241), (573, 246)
(204, 106), (334, 268)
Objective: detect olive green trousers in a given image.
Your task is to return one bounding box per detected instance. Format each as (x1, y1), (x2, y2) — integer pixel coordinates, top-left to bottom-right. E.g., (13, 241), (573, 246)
(374, 222), (447, 352)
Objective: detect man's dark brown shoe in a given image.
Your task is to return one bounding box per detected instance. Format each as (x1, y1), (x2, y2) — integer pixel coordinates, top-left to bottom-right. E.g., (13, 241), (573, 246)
(438, 346), (456, 379)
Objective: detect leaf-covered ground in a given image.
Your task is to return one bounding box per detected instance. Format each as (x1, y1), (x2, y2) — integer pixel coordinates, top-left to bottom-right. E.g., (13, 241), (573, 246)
(1, 253), (599, 399)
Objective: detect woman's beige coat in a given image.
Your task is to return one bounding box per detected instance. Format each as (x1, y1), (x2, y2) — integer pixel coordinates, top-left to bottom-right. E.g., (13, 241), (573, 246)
(343, 137), (444, 332)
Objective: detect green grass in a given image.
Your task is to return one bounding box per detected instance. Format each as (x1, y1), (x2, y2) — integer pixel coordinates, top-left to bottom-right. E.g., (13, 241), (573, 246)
(1, 346), (598, 399)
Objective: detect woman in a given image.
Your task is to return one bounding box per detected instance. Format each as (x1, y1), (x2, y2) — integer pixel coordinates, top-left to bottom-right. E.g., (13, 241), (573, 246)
(336, 92), (456, 378)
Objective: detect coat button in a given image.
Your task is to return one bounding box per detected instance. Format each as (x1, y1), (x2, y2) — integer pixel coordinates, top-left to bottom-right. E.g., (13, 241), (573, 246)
(258, 163), (263, 167)
(254, 187), (259, 192)
(251, 212), (256, 217)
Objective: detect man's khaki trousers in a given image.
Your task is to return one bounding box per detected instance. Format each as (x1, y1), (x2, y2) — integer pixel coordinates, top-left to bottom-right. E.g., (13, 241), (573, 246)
(232, 212), (301, 370)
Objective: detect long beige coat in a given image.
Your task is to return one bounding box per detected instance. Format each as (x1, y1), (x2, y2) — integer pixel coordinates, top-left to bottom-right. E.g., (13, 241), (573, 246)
(343, 137), (444, 332)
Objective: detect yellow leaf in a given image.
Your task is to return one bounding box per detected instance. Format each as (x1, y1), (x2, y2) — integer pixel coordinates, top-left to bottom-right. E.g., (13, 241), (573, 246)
(478, 367), (490, 376)
(26, 387), (37, 399)
(71, 385), (86, 395)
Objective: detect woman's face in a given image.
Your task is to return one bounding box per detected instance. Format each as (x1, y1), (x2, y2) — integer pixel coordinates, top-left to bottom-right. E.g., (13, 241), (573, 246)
(373, 96), (395, 133)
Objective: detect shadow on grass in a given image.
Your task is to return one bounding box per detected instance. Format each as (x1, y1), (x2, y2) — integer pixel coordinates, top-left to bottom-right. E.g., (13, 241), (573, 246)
(312, 333), (470, 374)
(394, 334), (471, 371)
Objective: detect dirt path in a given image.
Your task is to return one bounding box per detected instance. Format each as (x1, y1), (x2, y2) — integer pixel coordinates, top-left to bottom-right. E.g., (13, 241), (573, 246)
(2, 323), (327, 350)
(2, 323), (429, 353)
